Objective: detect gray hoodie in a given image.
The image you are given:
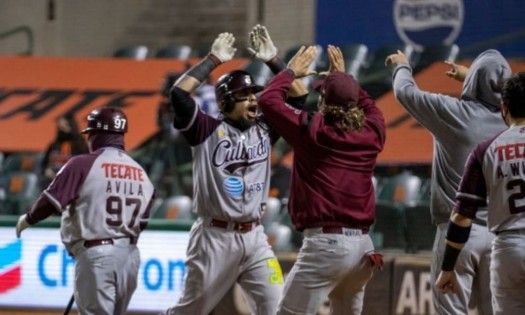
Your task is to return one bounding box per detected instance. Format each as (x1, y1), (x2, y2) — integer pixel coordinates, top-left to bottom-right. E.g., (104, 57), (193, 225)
(392, 49), (512, 225)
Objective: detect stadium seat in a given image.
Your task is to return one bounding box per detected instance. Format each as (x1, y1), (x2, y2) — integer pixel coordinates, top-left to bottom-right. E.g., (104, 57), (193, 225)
(152, 195), (193, 220)
(0, 172), (39, 215)
(412, 44), (460, 74)
(360, 44), (416, 99)
(155, 44), (192, 60)
(2, 152), (43, 174)
(404, 202), (436, 253)
(113, 45), (149, 60)
(376, 171), (422, 206)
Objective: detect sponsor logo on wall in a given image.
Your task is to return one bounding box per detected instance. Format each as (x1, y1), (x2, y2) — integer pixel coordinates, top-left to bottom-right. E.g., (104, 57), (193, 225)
(393, 0), (464, 51)
(0, 240), (22, 293)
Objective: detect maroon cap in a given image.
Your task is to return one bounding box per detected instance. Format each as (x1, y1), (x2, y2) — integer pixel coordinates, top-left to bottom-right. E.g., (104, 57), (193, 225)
(312, 71), (359, 108)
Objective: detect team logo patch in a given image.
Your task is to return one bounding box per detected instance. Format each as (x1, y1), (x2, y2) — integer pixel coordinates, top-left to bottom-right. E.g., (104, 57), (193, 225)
(218, 129), (225, 138)
(223, 177), (244, 198)
(266, 258), (283, 284)
(0, 239), (22, 293)
(393, 0), (464, 51)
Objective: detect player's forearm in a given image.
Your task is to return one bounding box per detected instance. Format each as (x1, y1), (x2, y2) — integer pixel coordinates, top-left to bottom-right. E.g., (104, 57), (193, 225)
(265, 56), (308, 99)
(26, 194), (59, 225)
(441, 212), (473, 271)
(176, 55), (221, 93)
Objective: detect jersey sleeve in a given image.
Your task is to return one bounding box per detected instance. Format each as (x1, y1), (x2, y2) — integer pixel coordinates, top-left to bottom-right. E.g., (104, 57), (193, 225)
(258, 69), (312, 147)
(392, 65), (464, 139)
(44, 153), (99, 210)
(453, 140), (492, 218)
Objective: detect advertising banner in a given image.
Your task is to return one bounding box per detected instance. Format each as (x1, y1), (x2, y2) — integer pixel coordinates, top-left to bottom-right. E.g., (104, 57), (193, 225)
(0, 57), (248, 153)
(0, 227), (189, 312)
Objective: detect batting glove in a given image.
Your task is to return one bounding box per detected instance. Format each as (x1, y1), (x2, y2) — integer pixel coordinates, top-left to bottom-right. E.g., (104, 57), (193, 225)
(247, 24), (277, 62)
(15, 214), (29, 238)
(210, 32), (237, 63)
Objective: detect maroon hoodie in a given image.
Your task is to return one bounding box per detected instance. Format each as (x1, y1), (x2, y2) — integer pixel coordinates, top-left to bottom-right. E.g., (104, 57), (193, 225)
(258, 70), (385, 231)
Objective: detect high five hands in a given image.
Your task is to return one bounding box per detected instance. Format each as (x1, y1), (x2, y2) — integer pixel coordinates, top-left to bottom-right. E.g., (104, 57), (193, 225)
(248, 24), (277, 62)
(287, 46), (318, 78)
(319, 45), (345, 76)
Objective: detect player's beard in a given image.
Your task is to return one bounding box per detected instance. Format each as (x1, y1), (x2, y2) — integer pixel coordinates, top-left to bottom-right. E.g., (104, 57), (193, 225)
(224, 117), (255, 131)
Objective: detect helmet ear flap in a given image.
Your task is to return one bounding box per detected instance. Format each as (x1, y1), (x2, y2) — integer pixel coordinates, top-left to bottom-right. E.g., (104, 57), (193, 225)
(221, 93), (236, 113)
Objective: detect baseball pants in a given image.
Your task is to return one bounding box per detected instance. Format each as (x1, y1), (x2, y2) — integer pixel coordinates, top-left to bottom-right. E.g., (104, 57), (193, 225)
(278, 228), (374, 315)
(431, 222), (493, 315)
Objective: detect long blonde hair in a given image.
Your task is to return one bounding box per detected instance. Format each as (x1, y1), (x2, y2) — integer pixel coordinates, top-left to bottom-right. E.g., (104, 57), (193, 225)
(320, 103), (365, 132)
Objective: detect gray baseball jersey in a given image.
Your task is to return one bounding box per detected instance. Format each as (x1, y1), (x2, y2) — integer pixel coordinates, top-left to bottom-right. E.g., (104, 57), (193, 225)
(44, 146), (155, 314)
(392, 49), (511, 314)
(164, 93), (283, 315)
(454, 126), (525, 314)
(182, 110), (273, 221)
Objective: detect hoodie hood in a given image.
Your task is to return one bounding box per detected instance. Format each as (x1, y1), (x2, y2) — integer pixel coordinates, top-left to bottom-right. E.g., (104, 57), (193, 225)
(461, 49), (512, 112)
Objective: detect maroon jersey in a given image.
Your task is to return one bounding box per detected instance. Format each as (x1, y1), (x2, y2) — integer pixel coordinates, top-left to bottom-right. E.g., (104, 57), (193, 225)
(258, 70), (385, 231)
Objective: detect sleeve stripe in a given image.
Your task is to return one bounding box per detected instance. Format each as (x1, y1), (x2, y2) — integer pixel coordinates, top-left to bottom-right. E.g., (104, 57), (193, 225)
(43, 191), (64, 212)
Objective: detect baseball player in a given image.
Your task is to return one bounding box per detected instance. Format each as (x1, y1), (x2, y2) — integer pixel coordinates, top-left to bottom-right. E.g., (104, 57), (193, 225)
(258, 45), (386, 315)
(436, 72), (525, 315)
(161, 29), (308, 315)
(15, 107), (156, 315)
(385, 50), (512, 314)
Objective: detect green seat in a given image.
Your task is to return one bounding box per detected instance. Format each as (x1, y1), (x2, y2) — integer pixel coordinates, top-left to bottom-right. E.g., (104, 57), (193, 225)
(0, 171), (39, 215)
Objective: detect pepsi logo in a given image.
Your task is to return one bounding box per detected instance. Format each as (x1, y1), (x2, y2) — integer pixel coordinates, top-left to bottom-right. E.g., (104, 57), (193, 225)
(393, 0), (464, 51)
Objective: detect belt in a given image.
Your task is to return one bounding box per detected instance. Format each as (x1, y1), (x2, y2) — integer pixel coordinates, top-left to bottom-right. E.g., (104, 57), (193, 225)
(209, 218), (260, 233)
(303, 226), (368, 237)
(84, 237), (138, 248)
(322, 227), (367, 235)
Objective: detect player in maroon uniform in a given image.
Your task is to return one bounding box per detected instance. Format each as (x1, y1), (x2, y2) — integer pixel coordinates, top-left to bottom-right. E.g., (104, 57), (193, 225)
(16, 107), (155, 315)
(258, 45), (385, 314)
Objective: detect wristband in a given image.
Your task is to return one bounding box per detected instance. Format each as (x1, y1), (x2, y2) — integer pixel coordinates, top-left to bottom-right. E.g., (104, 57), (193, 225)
(187, 56), (220, 82)
(445, 221), (471, 244)
(441, 243), (461, 271)
(207, 53), (222, 66)
(266, 56), (287, 74)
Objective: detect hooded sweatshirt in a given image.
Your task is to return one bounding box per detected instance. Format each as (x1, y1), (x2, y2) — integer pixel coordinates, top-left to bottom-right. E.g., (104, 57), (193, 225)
(392, 49), (511, 225)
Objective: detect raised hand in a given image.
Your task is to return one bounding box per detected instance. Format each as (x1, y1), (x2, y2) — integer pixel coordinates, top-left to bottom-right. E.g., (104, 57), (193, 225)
(287, 46), (318, 78)
(319, 45), (345, 76)
(247, 24), (278, 62)
(210, 32), (237, 63)
(385, 50), (409, 67)
(444, 60), (468, 82)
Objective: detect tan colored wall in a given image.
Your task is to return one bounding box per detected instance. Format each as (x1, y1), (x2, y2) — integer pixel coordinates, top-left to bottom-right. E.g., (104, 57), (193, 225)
(0, 0), (315, 58)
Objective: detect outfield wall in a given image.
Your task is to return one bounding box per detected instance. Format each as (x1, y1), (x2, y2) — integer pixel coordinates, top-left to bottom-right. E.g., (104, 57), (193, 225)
(0, 216), (446, 315)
